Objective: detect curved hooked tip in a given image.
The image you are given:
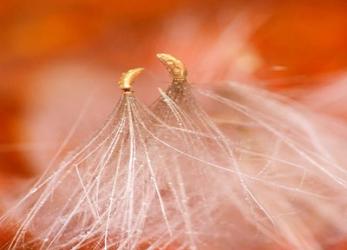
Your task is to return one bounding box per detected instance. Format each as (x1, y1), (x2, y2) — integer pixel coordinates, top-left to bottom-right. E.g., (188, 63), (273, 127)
(156, 53), (187, 83)
(118, 67), (144, 93)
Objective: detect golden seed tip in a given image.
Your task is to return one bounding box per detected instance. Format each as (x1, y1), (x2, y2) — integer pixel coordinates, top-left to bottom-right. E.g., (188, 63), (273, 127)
(156, 53), (187, 82)
(118, 67), (144, 92)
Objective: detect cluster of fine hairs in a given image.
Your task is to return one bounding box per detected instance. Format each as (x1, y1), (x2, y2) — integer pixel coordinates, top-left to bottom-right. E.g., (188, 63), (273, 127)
(1, 53), (347, 250)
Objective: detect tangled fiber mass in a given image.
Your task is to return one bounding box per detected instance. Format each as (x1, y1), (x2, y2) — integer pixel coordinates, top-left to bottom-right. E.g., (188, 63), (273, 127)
(1, 54), (347, 250)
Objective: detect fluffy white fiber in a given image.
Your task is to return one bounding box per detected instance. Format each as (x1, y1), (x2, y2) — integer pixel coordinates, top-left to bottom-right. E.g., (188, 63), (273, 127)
(1, 77), (347, 249)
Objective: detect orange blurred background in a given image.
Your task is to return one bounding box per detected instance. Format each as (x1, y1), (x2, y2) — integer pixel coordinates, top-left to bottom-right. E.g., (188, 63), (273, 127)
(1, 1), (347, 248)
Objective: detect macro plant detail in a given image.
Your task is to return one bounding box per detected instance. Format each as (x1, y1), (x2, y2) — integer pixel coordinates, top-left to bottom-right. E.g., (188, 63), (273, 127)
(1, 53), (347, 250)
